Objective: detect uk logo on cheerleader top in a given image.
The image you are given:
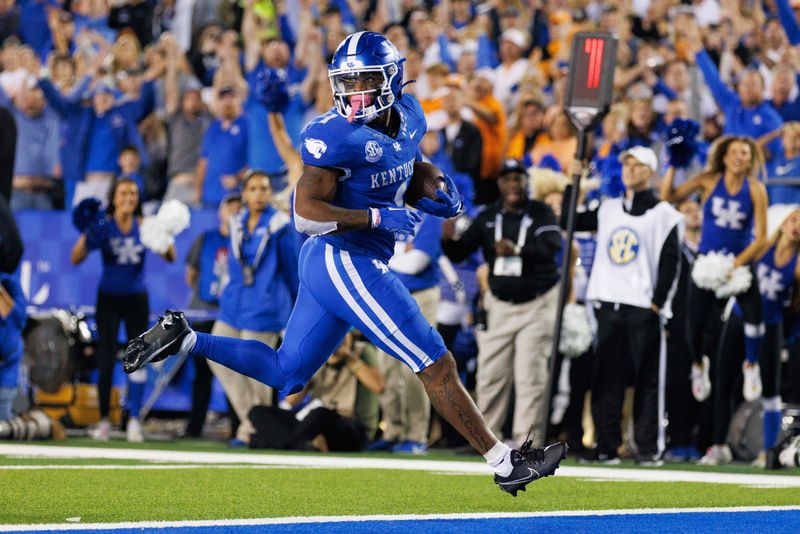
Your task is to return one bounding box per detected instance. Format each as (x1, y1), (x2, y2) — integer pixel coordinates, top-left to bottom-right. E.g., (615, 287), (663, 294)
(607, 227), (640, 265)
(758, 264), (785, 301)
(711, 198), (746, 229)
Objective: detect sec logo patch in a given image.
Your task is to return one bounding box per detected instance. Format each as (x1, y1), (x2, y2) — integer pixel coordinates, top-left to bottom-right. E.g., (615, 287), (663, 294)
(607, 227), (640, 265)
(365, 140), (383, 163)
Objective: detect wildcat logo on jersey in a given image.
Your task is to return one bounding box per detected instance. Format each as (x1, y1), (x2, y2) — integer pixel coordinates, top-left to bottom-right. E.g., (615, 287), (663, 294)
(304, 138), (328, 159)
(711, 197), (746, 229)
(607, 227), (640, 265)
(110, 237), (144, 264)
(758, 263), (785, 301)
(365, 140), (383, 163)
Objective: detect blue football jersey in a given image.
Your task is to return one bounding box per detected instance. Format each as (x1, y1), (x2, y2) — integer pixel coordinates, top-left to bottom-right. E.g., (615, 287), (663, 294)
(299, 93), (427, 262)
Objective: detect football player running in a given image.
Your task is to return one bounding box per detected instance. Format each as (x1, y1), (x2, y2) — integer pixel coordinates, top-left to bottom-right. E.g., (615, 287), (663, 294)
(123, 31), (567, 495)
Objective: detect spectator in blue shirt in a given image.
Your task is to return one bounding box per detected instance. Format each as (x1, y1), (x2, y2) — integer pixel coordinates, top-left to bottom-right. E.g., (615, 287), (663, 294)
(759, 122), (800, 204)
(39, 73), (156, 207)
(194, 86), (249, 208)
(0, 84), (61, 210)
(117, 145), (145, 196)
(208, 170), (300, 446)
(768, 64), (800, 123)
(370, 213), (443, 455)
(686, 20), (784, 157)
(0, 274), (26, 422)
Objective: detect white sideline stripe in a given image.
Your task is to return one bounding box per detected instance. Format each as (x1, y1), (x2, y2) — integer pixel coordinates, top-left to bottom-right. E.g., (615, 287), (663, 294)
(324, 245), (418, 370)
(3, 444), (800, 487)
(3, 507), (800, 532)
(0, 464), (298, 470)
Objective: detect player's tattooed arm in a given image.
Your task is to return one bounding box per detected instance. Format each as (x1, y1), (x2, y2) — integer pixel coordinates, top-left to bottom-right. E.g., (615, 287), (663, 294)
(294, 164), (371, 234)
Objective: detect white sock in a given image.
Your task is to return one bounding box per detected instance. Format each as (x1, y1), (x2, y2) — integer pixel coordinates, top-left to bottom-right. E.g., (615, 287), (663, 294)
(484, 441), (513, 477)
(179, 330), (197, 356)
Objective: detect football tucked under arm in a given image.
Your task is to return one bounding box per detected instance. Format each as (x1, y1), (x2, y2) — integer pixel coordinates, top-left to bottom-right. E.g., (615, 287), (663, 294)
(293, 164), (371, 235)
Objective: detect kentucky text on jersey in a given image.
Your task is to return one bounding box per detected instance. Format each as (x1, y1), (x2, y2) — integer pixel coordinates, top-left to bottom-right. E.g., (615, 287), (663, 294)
(370, 159), (415, 189)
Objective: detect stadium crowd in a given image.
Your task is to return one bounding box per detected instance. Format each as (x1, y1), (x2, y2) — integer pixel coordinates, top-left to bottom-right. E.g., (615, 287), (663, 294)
(1, 0), (800, 468)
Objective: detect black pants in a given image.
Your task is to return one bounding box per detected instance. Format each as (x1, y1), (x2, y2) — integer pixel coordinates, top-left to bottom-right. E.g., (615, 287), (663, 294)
(592, 302), (662, 457)
(711, 312), (748, 444)
(185, 320), (215, 437)
(686, 264), (762, 364)
(249, 405), (368, 452)
(761, 323), (782, 399)
(95, 291), (149, 418)
(665, 325), (702, 449)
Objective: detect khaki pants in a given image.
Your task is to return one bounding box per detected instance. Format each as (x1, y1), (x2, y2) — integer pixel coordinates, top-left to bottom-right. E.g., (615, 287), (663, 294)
(378, 285), (440, 444)
(207, 321), (278, 443)
(476, 284), (558, 447)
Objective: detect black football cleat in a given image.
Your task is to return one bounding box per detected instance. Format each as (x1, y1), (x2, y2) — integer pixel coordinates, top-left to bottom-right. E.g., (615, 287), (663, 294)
(123, 310), (191, 374)
(495, 440), (569, 496)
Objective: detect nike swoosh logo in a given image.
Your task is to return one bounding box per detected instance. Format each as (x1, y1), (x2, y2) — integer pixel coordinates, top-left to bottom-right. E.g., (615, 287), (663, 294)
(498, 467), (539, 485)
(409, 129), (417, 140)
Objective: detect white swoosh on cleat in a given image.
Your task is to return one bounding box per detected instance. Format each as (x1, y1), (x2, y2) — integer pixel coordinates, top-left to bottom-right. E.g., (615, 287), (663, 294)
(499, 467), (539, 485)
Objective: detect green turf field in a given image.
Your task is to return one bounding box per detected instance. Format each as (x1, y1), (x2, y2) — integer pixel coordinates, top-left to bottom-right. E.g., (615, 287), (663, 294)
(2, 440), (799, 526)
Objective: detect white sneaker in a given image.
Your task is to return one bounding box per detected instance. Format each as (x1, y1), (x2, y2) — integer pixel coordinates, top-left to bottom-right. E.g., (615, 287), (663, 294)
(126, 417), (144, 443)
(779, 436), (800, 468)
(742, 361), (762, 401)
(91, 419), (110, 441)
(697, 444), (733, 466)
(691, 355), (712, 402)
(751, 451), (767, 468)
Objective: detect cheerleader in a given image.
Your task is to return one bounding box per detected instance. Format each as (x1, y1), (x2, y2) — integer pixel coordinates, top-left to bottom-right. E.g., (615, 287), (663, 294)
(71, 178), (176, 441)
(661, 136), (769, 405)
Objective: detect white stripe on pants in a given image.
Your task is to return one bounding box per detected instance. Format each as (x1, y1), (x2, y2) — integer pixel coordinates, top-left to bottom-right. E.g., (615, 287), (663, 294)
(377, 285), (440, 444)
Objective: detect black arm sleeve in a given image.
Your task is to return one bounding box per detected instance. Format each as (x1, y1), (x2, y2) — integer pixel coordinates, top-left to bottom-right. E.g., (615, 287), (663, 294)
(442, 215), (485, 263)
(652, 226), (681, 309)
(560, 185), (598, 232)
(521, 207), (562, 262)
(0, 196), (22, 274)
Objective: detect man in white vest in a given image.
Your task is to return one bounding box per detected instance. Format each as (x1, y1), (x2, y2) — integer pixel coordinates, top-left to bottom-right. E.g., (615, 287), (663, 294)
(569, 146), (683, 465)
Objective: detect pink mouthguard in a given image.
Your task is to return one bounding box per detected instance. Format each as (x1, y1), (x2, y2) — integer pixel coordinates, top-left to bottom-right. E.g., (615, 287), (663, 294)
(347, 94), (373, 123)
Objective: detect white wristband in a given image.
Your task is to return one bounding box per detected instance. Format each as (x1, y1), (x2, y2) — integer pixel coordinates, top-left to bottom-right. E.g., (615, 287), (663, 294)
(369, 208), (381, 228)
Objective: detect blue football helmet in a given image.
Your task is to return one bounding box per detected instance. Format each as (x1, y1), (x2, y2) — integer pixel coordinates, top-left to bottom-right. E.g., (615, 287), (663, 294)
(328, 31), (405, 124)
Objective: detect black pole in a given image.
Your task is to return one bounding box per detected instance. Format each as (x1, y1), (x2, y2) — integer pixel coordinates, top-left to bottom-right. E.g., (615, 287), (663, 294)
(545, 130), (589, 436)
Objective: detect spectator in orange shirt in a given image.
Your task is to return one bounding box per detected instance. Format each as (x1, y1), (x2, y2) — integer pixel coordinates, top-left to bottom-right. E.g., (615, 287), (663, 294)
(464, 69), (506, 205)
(506, 95), (546, 164)
(530, 108), (578, 172)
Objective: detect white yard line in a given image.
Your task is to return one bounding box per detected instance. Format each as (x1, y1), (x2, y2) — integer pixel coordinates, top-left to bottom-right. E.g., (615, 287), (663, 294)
(1, 507), (800, 532)
(2, 444), (800, 487)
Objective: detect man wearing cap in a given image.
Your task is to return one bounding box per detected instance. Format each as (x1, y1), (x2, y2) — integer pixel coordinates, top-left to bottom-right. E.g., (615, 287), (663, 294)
(443, 159), (562, 448)
(493, 28), (530, 115)
(566, 146), (683, 465)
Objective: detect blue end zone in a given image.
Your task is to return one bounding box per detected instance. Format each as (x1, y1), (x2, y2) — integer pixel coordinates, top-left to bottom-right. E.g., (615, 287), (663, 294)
(13, 510), (800, 534)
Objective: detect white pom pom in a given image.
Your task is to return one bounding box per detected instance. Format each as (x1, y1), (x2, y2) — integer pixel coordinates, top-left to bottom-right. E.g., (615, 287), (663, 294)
(559, 303), (593, 358)
(715, 265), (752, 298)
(157, 199), (191, 236)
(691, 252), (734, 291)
(139, 215), (174, 254)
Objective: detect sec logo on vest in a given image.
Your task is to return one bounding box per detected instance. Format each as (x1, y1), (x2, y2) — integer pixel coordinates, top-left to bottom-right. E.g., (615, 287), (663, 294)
(607, 227), (640, 265)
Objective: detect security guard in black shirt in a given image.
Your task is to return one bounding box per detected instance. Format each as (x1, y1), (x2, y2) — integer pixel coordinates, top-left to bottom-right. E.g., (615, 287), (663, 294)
(443, 159), (562, 447)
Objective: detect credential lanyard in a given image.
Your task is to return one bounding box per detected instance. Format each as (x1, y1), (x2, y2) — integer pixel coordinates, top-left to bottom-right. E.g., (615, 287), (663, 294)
(494, 212), (533, 248)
